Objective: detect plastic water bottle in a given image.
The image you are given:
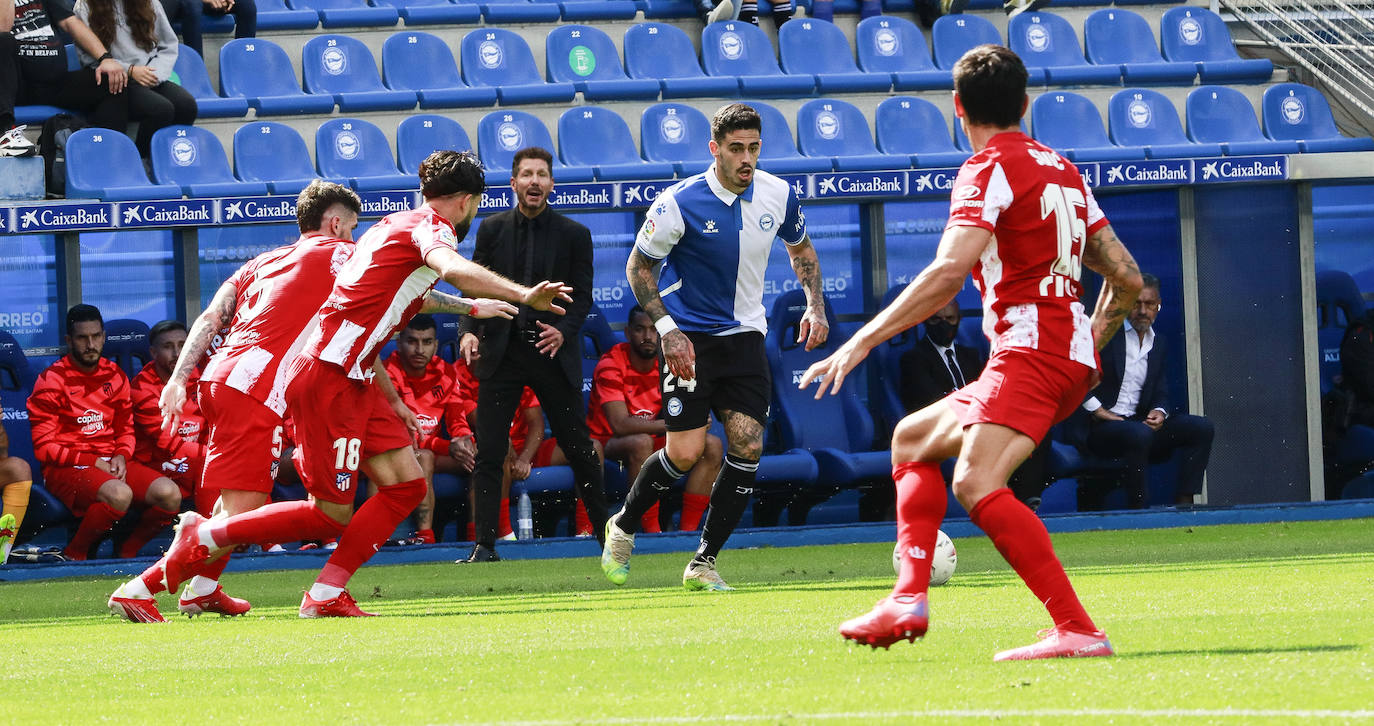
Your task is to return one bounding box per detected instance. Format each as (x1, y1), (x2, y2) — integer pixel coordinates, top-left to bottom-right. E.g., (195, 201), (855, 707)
(517, 492), (534, 540)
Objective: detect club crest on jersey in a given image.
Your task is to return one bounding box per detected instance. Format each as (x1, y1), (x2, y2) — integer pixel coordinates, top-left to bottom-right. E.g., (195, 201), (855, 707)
(335, 472), (354, 491)
(666, 397), (683, 417)
(758, 213), (775, 231)
(703, 219), (719, 234)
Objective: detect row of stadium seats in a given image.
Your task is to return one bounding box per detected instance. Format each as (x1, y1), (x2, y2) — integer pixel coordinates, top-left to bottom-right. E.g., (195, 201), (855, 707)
(175, 7), (1266, 119)
(68, 84), (1369, 201)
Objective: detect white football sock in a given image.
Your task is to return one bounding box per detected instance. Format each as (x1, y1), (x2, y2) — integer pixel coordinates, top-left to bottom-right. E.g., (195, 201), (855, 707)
(187, 575), (219, 597)
(309, 583), (344, 601)
(198, 523), (219, 549)
(120, 577), (152, 599)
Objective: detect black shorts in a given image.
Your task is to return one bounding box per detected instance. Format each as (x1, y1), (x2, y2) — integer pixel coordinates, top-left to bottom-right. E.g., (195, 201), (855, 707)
(662, 331), (771, 432)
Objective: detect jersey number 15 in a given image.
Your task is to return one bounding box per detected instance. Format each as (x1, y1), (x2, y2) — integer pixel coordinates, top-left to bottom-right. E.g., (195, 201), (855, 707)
(1038, 182), (1085, 298)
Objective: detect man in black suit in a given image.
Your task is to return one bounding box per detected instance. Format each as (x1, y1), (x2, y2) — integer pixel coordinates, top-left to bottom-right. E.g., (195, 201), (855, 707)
(899, 301), (984, 412)
(1079, 273), (1214, 508)
(457, 146), (608, 561)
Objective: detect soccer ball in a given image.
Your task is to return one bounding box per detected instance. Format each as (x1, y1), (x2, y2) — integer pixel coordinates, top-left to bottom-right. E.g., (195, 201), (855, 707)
(892, 529), (957, 586)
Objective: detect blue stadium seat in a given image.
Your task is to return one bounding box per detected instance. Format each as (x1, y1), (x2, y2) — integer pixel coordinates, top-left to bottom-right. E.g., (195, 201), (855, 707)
(103, 319), (151, 378)
(546, 25), (661, 101)
(640, 102), (714, 177)
(751, 100), (832, 174)
(151, 126), (270, 198)
(1107, 88), (1222, 158)
(1262, 83), (1374, 153)
(219, 38), (337, 116)
(171, 46), (250, 118)
(65, 129), (182, 201)
(381, 32), (497, 109)
(555, 0), (638, 22)
(1032, 91), (1145, 162)
(460, 28), (576, 105)
(479, 0), (560, 24)
(372, 0), (479, 24)
(642, 0), (695, 18)
(1009, 12), (1120, 86)
(624, 22), (740, 99)
(1186, 86), (1300, 155)
(302, 35), (417, 112)
(797, 98), (911, 171)
(287, 0), (399, 26)
(316, 118), (413, 191)
(397, 115), (474, 175)
(1083, 8), (1196, 85)
(778, 18), (891, 94)
(15, 105), (69, 124)
(476, 109), (593, 184)
(855, 16), (952, 91)
(873, 284), (919, 439)
(233, 121), (325, 194)
(1316, 269), (1366, 391)
(0, 331), (65, 534)
(557, 107), (675, 182)
(701, 21), (814, 97)
(875, 96), (969, 168)
(1160, 7), (1273, 83)
(256, 0), (320, 29)
(932, 14), (1001, 70)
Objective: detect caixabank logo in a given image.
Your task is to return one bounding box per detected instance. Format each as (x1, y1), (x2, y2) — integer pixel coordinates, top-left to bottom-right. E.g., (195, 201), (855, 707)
(814, 171), (906, 198)
(118, 200), (214, 228)
(12, 203), (112, 233)
(549, 184), (615, 209)
(1099, 160), (1193, 187)
(479, 186), (514, 212)
(910, 169), (958, 194)
(621, 180), (673, 207)
(1196, 156), (1287, 184)
(358, 191), (416, 216)
(221, 196), (298, 223)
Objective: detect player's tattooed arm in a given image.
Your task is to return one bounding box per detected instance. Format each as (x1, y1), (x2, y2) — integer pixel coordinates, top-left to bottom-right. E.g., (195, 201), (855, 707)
(786, 235), (829, 351)
(172, 281), (237, 387)
(420, 290), (517, 320)
(1082, 223), (1144, 350)
(627, 248), (696, 380)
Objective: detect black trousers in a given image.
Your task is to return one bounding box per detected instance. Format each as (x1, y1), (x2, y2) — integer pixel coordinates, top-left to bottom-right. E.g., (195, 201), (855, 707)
(126, 80), (197, 155)
(470, 337), (607, 546)
(160, 0), (258, 56)
(0, 35), (129, 132)
(1085, 413), (1215, 508)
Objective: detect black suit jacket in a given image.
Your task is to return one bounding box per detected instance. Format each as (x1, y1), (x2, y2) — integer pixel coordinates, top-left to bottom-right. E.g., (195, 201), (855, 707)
(899, 336), (986, 412)
(458, 206), (593, 386)
(1065, 328), (1170, 447)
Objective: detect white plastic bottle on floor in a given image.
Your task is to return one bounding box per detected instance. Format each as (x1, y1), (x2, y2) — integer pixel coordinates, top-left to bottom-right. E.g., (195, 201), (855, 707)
(517, 492), (534, 540)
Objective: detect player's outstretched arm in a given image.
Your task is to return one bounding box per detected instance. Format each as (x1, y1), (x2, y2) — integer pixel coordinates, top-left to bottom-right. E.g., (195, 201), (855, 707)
(161, 281), (237, 431)
(1081, 223), (1143, 350)
(626, 247), (695, 381)
(420, 290), (518, 320)
(785, 235), (830, 351)
(425, 247), (572, 314)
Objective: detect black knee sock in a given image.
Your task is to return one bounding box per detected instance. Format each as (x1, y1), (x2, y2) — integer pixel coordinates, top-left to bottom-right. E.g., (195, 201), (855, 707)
(617, 450), (685, 535)
(771, 0), (793, 25)
(693, 455), (758, 563)
(738, 1), (758, 24)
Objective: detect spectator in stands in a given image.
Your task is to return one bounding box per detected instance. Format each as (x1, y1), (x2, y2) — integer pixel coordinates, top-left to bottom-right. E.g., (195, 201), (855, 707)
(0, 0), (130, 138)
(1076, 274), (1215, 509)
(159, 0), (255, 58)
(698, 0), (793, 27)
(899, 301), (982, 413)
(459, 145), (606, 563)
(0, 402), (33, 564)
(130, 319), (208, 511)
(27, 304), (182, 559)
(1342, 307), (1374, 427)
(73, 0), (197, 157)
(382, 314), (476, 544)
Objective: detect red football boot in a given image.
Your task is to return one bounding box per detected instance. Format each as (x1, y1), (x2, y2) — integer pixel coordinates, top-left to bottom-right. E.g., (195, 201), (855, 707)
(108, 593), (167, 623)
(298, 589), (376, 618)
(178, 585), (253, 617)
(161, 512), (211, 594)
(993, 625), (1114, 661)
(839, 593), (929, 649)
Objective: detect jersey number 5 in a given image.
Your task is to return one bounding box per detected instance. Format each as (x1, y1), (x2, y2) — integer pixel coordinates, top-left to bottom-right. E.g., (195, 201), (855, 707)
(1038, 182), (1085, 297)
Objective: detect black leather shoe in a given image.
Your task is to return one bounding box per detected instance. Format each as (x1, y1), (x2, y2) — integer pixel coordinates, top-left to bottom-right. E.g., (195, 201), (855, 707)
(456, 544), (500, 563)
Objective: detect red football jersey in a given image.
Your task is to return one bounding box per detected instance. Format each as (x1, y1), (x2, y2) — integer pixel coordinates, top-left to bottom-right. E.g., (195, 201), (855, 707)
(27, 356), (135, 467)
(201, 233), (355, 415)
(131, 361), (205, 467)
(587, 343), (662, 441)
(946, 132), (1108, 368)
(382, 354), (474, 450)
(306, 207), (460, 381)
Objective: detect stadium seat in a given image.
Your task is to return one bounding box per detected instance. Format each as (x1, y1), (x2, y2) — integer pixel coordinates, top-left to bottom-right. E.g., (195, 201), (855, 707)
(1160, 7), (1274, 83)
(932, 14), (1002, 70)
(219, 38), (337, 116)
(873, 284), (920, 439)
(460, 28), (576, 105)
(1262, 84), (1374, 153)
(396, 115), (474, 175)
(151, 126), (270, 198)
(1107, 88), (1222, 158)
(555, 0), (638, 22)
(233, 121), (325, 194)
(874, 96), (969, 168)
(302, 35), (417, 112)
(15, 105), (69, 124)
(1083, 8), (1197, 85)
(557, 107), (675, 181)
(752, 100), (832, 174)
(797, 98), (913, 171)
(65, 129), (182, 201)
(545, 25), (661, 101)
(1186, 86), (1300, 155)
(256, 0), (320, 29)
(171, 47), (250, 118)
(1316, 269), (1366, 391)
(371, 0), (480, 24)
(1009, 12), (1120, 86)
(777, 18), (892, 94)
(103, 319), (151, 377)
(701, 21), (814, 97)
(381, 32), (497, 109)
(476, 109), (593, 184)
(316, 118), (413, 191)
(287, 0), (399, 26)
(624, 22), (740, 99)
(1032, 91), (1145, 162)
(640, 103), (714, 177)
(478, 0), (560, 25)
(855, 16), (952, 91)
(0, 331), (65, 536)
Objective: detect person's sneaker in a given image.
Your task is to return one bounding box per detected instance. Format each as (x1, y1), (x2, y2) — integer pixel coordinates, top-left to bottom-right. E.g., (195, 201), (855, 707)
(682, 556), (733, 591)
(455, 543), (500, 563)
(706, 0), (734, 23)
(178, 584), (252, 617)
(0, 513), (16, 563)
(107, 586), (167, 623)
(0, 126), (37, 158)
(499, 531), (518, 541)
(839, 594), (929, 649)
(161, 511), (211, 594)
(600, 515), (634, 585)
(993, 625), (1114, 661)
(299, 589), (376, 618)
(1003, 0), (1050, 18)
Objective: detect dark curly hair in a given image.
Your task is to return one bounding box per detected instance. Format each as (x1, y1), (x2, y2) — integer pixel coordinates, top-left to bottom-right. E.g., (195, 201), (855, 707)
(710, 103), (762, 142)
(86, 0), (158, 54)
(419, 150), (486, 200)
(295, 180), (362, 234)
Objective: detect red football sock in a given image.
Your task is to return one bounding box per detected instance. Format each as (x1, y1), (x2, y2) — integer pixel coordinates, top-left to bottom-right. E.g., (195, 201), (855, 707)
(139, 562), (168, 595)
(194, 485), (221, 517)
(465, 520), (475, 541)
(640, 502), (661, 533)
(318, 478), (425, 588)
(679, 493), (709, 531)
(969, 488), (1097, 633)
(574, 500), (591, 534)
(118, 506), (178, 558)
(210, 501), (344, 548)
(65, 501), (125, 560)
(415, 528), (435, 544)
(892, 462), (947, 597)
(498, 497), (512, 538)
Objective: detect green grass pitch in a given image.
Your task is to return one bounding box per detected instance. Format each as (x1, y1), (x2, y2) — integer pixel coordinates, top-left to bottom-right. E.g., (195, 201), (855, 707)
(3, 519), (1372, 725)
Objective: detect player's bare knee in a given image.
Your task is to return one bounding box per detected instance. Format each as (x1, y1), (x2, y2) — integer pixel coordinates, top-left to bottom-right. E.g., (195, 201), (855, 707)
(148, 478), (182, 510)
(98, 480), (134, 511)
(625, 434), (655, 461)
(664, 440), (704, 470)
(0, 456), (32, 482)
(950, 473), (1000, 511)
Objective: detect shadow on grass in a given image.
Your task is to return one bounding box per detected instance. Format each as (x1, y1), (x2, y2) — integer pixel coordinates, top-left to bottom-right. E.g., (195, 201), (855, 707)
(1119, 644), (1359, 658)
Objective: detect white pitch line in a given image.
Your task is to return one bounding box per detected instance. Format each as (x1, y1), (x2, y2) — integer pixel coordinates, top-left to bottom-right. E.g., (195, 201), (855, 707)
(443, 708), (1374, 725)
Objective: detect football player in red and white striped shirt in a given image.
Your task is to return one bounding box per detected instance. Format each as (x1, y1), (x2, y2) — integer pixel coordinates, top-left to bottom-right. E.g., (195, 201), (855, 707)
(803, 45), (1144, 660)
(130, 321), (206, 510)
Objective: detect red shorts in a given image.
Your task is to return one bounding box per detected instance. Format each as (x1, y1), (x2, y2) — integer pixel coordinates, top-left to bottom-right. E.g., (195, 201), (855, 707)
(285, 357), (414, 505)
(532, 438), (557, 468)
(42, 459), (165, 516)
(946, 347), (1095, 444)
(199, 382), (284, 496)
